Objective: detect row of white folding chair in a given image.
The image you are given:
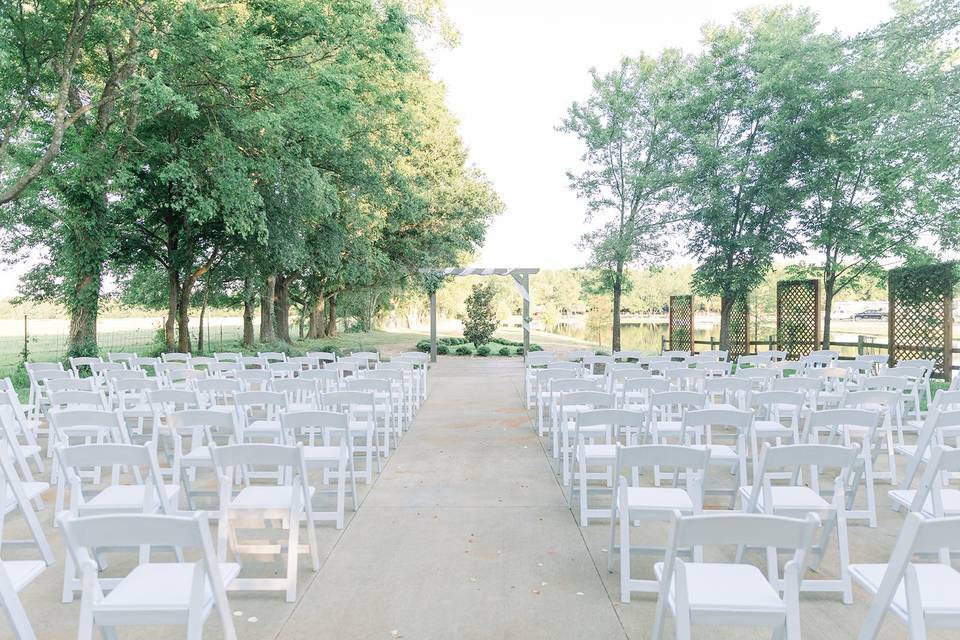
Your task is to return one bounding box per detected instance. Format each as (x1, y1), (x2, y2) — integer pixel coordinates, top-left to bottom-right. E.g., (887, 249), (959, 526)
(605, 440), (858, 611)
(616, 506), (960, 639)
(143, 406), (359, 528)
(53, 438), (326, 605)
(573, 392), (892, 527)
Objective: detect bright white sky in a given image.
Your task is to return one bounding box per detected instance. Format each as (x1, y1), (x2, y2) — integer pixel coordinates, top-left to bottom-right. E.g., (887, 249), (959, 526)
(428, 0), (896, 269)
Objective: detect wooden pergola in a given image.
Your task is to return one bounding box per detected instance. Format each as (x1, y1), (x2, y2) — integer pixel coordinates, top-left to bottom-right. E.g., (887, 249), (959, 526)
(420, 268), (540, 362)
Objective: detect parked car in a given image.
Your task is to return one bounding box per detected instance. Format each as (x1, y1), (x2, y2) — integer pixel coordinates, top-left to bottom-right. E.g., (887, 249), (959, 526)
(854, 309), (888, 321)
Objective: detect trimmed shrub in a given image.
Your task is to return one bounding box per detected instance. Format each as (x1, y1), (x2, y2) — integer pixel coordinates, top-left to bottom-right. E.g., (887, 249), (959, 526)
(498, 346), (511, 356)
(437, 344), (449, 355)
(463, 283), (498, 349)
(415, 339), (431, 353)
(476, 345), (491, 357)
(515, 347), (525, 356)
(528, 343), (543, 352)
(455, 345), (472, 356)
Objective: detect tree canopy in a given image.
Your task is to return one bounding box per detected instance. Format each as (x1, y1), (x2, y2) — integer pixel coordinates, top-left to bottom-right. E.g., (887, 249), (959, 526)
(0, 0), (501, 355)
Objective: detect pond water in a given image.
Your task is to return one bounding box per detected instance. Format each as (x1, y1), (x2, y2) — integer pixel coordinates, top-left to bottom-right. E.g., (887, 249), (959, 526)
(549, 321), (886, 358)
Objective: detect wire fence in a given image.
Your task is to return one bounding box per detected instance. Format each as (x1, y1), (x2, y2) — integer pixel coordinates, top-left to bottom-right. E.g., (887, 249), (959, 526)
(0, 316), (248, 376)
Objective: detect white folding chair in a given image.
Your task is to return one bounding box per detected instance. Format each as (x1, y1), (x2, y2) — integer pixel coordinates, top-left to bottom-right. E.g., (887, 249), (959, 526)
(281, 411), (357, 529)
(620, 377), (669, 414)
(210, 443), (319, 602)
(802, 408), (884, 527)
(59, 512), (238, 640)
(897, 403), (960, 492)
(56, 442), (180, 602)
(890, 446), (960, 520)
(321, 391), (382, 483)
(0, 379), (43, 479)
(703, 377), (751, 411)
(607, 444), (709, 601)
(161, 352), (192, 364)
(257, 351), (287, 364)
(270, 378), (321, 412)
(740, 442), (859, 603)
(652, 512), (820, 640)
(568, 409), (646, 524)
(852, 513), (960, 640)
(235, 390), (287, 444)
(195, 378), (242, 415)
(168, 410), (240, 510)
(0, 447), (53, 566)
(345, 378), (398, 453)
(677, 408), (753, 505)
(558, 391), (616, 484)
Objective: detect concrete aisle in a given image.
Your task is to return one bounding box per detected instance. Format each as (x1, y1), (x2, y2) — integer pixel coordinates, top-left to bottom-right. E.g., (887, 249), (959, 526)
(278, 357), (626, 640)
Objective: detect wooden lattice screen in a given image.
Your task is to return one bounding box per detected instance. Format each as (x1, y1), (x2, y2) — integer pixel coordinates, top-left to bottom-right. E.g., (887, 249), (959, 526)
(776, 279), (820, 359)
(888, 264), (955, 380)
(728, 295), (750, 358)
(669, 295), (694, 353)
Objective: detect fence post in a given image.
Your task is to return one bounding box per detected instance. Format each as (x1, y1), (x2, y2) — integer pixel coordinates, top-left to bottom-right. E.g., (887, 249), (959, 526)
(661, 335), (667, 353)
(768, 335), (774, 351)
(22, 314), (28, 362)
(857, 335), (865, 356)
(710, 336), (716, 349)
(220, 326), (224, 350)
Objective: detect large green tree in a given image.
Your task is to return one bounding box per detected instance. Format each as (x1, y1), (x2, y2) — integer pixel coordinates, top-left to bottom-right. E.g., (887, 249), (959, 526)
(561, 53), (686, 352)
(676, 7), (833, 349)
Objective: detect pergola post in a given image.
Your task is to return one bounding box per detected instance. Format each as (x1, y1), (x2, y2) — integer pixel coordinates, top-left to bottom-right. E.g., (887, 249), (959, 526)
(429, 290), (438, 363)
(521, 272), (530, 357)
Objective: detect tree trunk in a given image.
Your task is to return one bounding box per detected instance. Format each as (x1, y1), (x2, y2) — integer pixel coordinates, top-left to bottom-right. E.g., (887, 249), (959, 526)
(197, 286), (208, 353)
(307, 297), (325, 339)
(176, 283), (193, 353)
(259, 275), (277, 342)
(274, 276), (291, 343)
(67, 272), (100, 357)
(166, 269), (178, 351)
(242, 278), (256, 347)
(822, 277), (835, 350)
(611, 267), (623, 353)
(718, 293), (734, 351)
(325, 294), (337, 337)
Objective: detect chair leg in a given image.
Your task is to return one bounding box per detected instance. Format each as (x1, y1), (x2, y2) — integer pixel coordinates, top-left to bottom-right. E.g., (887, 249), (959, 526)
(619, 487), (631, 603)
(285, 516), (300, 603)
(836, 515), (852, 604)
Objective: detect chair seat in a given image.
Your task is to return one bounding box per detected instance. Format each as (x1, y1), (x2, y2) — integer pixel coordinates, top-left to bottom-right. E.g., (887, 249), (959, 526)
(624, 487), (694, 512)
(655, 562), (785, 613)
(1, 559), (45, 591)
(4, 481), (48, 511)
(893, 444), (952, 460)
(888, 489), (960, 516)
(182, 448), (212, 463)
(739, 486), (832, 511)
(651, 420), (682, 434)
(753, 420), (794, 438)
(230, 485), (316, 510)
(84, 485), (180, 511)
(120, 404), (153, 418)
(99, 562), (240, 612)
(302, 445), (343, 463)
(850, 563), (960, 617)
(689, 443), (739, 461)
(245, 419), (281, 434)
(581, 444), (617, 460)
(707, 402), (740, 413)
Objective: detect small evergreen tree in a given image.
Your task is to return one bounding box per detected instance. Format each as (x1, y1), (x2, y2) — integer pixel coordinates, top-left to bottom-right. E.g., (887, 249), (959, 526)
(463, 283), (498, 348)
